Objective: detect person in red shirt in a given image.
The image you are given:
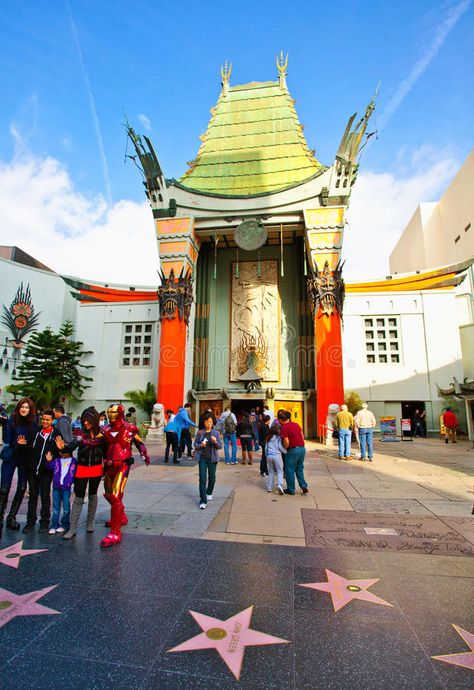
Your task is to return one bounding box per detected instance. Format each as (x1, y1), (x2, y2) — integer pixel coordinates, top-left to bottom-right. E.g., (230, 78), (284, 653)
(442, 408), (459, 444)
(278, 410), (309, 495)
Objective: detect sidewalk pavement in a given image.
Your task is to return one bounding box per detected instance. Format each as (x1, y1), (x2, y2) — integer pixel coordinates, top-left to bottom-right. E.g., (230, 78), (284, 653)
(111, 436), (473, 548)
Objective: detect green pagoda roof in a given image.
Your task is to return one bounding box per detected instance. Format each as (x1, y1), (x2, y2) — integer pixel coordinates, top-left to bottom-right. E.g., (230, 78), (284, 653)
(179, 69), (323, 196)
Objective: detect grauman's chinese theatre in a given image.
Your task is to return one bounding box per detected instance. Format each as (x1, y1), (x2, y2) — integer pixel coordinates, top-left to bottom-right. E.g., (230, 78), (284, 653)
(127, 57), (376, 435)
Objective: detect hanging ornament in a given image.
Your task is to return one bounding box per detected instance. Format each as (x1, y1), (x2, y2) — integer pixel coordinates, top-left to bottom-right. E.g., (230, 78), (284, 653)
(280, 224), (285, 277)
(235, 249), (239, 278)
(213, 232), (219, 280)
(304, 249), (308, 276)
(257, 249), (261, 278)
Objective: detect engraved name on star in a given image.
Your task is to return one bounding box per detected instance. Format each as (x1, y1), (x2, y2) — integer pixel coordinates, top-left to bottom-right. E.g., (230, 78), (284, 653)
(432, 625), (474, 671)
(168, 605), (289, 679)
(0, 541), (47, 569)
(0, 586), (60, 628)
(299, 569), (393, 611)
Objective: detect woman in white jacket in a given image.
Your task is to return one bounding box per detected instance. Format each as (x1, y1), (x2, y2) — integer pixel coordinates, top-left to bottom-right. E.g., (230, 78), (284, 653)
(265, 426), (286, 495)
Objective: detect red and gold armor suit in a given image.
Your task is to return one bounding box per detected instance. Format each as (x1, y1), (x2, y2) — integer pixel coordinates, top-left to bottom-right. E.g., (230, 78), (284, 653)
(100, 404), (150, 548)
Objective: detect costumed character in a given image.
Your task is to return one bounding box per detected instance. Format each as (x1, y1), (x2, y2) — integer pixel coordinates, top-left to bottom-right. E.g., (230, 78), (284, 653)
(100, 403), (150, 548)
(325, 403), (340, 447)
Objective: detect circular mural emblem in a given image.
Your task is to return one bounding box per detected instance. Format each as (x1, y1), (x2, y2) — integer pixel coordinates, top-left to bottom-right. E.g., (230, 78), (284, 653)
(14, 316), (28, 329)
(206, 627), (227, 640)
(347, 585), (362, 592)
(0, 600), (12, 609)
(234, 220), (267, 251)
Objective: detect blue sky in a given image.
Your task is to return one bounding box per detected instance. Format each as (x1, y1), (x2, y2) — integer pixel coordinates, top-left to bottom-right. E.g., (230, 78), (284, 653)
(0, 0), (472, 282)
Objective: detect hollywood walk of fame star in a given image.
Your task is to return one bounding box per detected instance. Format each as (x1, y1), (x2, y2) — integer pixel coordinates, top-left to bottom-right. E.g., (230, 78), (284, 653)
(432, 625), (474, 671)
(0, 541), (47, 569)
(168, 605), (289, 680)
(299, 569), (393, 612)
(0, 586), (60, 628)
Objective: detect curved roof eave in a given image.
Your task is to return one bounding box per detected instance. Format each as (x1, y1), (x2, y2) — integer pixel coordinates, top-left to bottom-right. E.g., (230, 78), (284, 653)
(167, 165), (329, 201)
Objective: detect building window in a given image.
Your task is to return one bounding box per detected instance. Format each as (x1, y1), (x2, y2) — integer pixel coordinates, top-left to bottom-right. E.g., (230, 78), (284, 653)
(364, 316), (401, 364)
(121, 323), (153, 367)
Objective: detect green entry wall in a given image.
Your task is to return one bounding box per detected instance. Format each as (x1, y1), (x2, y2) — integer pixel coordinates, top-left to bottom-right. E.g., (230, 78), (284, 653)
(193, 238), (313, 391)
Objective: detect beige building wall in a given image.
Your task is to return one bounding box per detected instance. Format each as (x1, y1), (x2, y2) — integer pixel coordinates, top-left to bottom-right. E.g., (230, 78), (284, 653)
(389, 150), (474, 379)
(390, 150), (474, 272)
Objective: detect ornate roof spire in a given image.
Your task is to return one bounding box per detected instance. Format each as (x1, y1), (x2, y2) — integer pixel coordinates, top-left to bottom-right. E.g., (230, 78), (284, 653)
(220, 60), (232, 96)
(276, 51), (288, 90)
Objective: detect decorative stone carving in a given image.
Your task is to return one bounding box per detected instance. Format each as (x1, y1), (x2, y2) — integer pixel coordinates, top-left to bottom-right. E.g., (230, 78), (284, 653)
(307, 260), (345, 318)
(157, 269), (193, 324)
(230, 260), (279, 381)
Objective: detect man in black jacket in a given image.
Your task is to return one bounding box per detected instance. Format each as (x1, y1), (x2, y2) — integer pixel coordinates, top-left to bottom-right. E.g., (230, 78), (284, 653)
(23, 409), (61, 533)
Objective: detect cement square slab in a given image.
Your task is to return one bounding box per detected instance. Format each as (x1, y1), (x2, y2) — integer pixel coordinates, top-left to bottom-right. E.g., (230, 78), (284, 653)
(349, 481), (443, 499)
(348, 498), (432, 515)
(417, 500), (473, 517)
(301, 509), (474, 556)
(227, 513), (305, 538)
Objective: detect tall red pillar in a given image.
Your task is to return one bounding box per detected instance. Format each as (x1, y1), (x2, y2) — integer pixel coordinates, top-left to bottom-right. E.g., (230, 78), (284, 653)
(157, 315), (188, 412)
(315, 309), (344, 433)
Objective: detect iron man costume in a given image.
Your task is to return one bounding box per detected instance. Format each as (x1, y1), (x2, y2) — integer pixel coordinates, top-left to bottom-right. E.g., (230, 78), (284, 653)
(100, 404), (150, 548)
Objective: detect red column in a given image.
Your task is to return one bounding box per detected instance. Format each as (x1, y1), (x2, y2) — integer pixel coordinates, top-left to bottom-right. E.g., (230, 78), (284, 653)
(157, 316), (187, 412)
(315, 309), (344, 432)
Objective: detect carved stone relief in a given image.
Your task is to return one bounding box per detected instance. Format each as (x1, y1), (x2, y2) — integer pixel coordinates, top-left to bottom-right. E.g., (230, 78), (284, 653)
(230, 260), (279, 382)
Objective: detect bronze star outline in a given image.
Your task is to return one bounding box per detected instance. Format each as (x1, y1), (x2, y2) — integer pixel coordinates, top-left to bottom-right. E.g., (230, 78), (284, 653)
(299, 568), (393, 611)
(432, 624), (474, 671)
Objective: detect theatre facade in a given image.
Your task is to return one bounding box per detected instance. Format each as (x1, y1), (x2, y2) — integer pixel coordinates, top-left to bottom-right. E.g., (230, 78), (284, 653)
(0, 61), (471, 436)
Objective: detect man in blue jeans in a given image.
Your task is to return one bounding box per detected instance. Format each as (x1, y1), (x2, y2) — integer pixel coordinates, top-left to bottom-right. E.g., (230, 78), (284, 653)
(334, 404), (354, 461)
(278, 410), (309, 495)
(221, 407), (238, 464)
(354, 403), (377, 462)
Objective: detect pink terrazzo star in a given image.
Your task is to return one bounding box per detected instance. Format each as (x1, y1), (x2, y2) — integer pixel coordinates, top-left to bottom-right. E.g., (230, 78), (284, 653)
(0, 541), (47, 569)
(432, 625), (474, 671)
(299, 568), (393, 612)
(0, 586), (60, 628)
(168, 605), (289, 680)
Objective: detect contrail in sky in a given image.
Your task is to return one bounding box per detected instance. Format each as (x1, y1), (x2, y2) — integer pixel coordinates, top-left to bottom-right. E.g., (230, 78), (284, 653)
(66, 1), (113, 205)
(378, 0), (471, 131)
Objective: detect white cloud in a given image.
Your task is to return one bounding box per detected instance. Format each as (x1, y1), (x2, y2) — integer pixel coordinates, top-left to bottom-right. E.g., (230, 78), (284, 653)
(137, 113), (152, 131)
(0, 151), (159, 286)
(342, 147), (459, 281)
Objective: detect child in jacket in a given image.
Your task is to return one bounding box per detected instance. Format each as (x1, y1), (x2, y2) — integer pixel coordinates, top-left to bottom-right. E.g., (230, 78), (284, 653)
(265, 426), (286, 495)
(45, 449), (77, 533)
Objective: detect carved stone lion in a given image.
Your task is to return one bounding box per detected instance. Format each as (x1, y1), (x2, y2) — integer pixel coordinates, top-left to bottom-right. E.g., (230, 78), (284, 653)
(147, 402), (165, 441)
(325, 403), (340, 446)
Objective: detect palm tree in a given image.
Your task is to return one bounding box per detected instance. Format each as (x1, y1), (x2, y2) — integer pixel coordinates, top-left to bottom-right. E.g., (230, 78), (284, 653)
(124, 382), (156, 418)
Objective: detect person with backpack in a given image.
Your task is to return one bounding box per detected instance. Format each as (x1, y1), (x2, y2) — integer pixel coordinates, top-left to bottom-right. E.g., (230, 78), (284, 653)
(221, 407), (238, 465)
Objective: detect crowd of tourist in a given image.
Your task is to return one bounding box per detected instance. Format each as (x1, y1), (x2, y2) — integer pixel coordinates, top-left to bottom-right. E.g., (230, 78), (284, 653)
(163, 404), (308, 509)
(0, 395), (465, 535)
